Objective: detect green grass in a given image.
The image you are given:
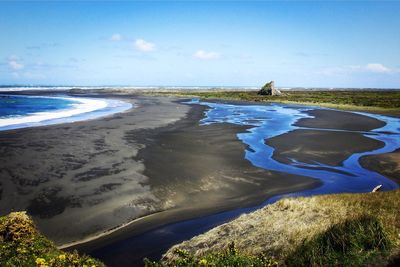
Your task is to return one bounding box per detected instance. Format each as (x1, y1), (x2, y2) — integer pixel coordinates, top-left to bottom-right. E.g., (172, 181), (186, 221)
(286, 215), (392, 267)
(152, 90), (400, 114)
(0, 212), (104, 267)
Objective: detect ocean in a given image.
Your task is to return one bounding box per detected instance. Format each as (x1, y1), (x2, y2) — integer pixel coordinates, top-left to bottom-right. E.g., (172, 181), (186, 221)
(0, 94), (77, 117)
(0, 94), (132, 131)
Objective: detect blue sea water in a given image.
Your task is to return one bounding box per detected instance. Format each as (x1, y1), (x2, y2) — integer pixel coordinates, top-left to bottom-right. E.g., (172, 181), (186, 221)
(0, 95), (77, 118)
(0, 95), (132, 131)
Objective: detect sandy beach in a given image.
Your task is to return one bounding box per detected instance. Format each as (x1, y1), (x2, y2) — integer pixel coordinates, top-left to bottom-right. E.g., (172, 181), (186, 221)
(0, 93), (192, 244)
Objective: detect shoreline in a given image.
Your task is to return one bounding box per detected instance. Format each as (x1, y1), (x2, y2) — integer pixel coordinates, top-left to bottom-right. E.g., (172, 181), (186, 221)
(0, 94), (132, 131)
(58, 208), (165, 250)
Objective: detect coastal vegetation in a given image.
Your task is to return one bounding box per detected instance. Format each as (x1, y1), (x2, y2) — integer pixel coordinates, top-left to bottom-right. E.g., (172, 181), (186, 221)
(0, 212), (104, 267)
(159, 189), (400, 266)
(1, 190), (399, 266)
(145, 243), (279, 267)
(153, 90), (400, 114)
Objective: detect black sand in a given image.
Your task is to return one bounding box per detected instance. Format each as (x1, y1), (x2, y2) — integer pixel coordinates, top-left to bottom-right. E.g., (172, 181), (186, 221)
(294, 109), (386, 131)
(267, 129), (385, 166)
(0, 94), (191, 244)
(360, 149), (400, 184)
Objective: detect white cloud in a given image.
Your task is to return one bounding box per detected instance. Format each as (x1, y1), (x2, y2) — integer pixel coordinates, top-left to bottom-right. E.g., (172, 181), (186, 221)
(134, 39), (156, 52)
(110, 33), (122, 42)
(8, 60), (24, 70)
(193, 50), (221, 60)
(320, 63), (396, 76)
(365, 63), (391, 73)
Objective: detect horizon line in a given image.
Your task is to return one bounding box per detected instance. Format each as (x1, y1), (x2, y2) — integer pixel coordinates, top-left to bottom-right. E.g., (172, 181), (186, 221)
(0, 84), (400, 90)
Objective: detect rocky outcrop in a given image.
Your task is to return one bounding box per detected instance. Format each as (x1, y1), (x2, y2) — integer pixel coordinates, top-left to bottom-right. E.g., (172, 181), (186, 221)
(258, 81), (282, 96)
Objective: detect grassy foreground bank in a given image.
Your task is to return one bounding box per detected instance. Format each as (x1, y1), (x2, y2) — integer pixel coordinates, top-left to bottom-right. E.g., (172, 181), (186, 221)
(1, 191), (399, 266)
(151, 189), (400, 266)
(0, 212), (104, 267)
(153, 90), (400, 115)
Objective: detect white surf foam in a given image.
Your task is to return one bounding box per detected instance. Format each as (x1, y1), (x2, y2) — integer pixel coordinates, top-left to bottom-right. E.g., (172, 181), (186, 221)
(0, 96), (132, 131)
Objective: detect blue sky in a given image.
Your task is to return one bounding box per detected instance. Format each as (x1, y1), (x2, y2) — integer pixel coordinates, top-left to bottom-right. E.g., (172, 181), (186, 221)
(0, 1), (399, 88)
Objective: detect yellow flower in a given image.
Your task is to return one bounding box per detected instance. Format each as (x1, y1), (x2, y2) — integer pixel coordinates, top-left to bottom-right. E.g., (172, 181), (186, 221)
(91, 265), (96, 267)
(58, 254), (66, 261)
(35, 258), (46, 266)
(199, 259), (207, 265)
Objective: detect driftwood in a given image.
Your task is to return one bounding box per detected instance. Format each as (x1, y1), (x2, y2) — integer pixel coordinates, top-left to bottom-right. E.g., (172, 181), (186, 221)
(371, 184), (382, 192)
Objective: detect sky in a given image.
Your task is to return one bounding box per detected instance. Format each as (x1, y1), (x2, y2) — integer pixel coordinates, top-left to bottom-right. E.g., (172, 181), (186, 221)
(0, 1), (399, 88)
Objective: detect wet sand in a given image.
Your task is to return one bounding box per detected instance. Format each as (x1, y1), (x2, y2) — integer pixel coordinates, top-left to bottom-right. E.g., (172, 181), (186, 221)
(135, 105), (317, 212)
(293, 109), (386, 131)
(267, 129), (384, 166)
(360, 149), (400, 184)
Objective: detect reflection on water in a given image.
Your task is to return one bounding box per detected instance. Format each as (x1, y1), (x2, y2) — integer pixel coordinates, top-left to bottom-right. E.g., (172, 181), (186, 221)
(192, 99), (399, 196)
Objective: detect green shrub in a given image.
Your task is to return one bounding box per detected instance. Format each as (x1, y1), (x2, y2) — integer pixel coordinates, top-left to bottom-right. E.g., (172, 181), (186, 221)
(0, 212), (104, 267)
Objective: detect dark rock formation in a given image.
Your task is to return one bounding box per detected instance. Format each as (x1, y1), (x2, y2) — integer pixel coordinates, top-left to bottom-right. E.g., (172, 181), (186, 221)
(258, 81), (281, 96)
